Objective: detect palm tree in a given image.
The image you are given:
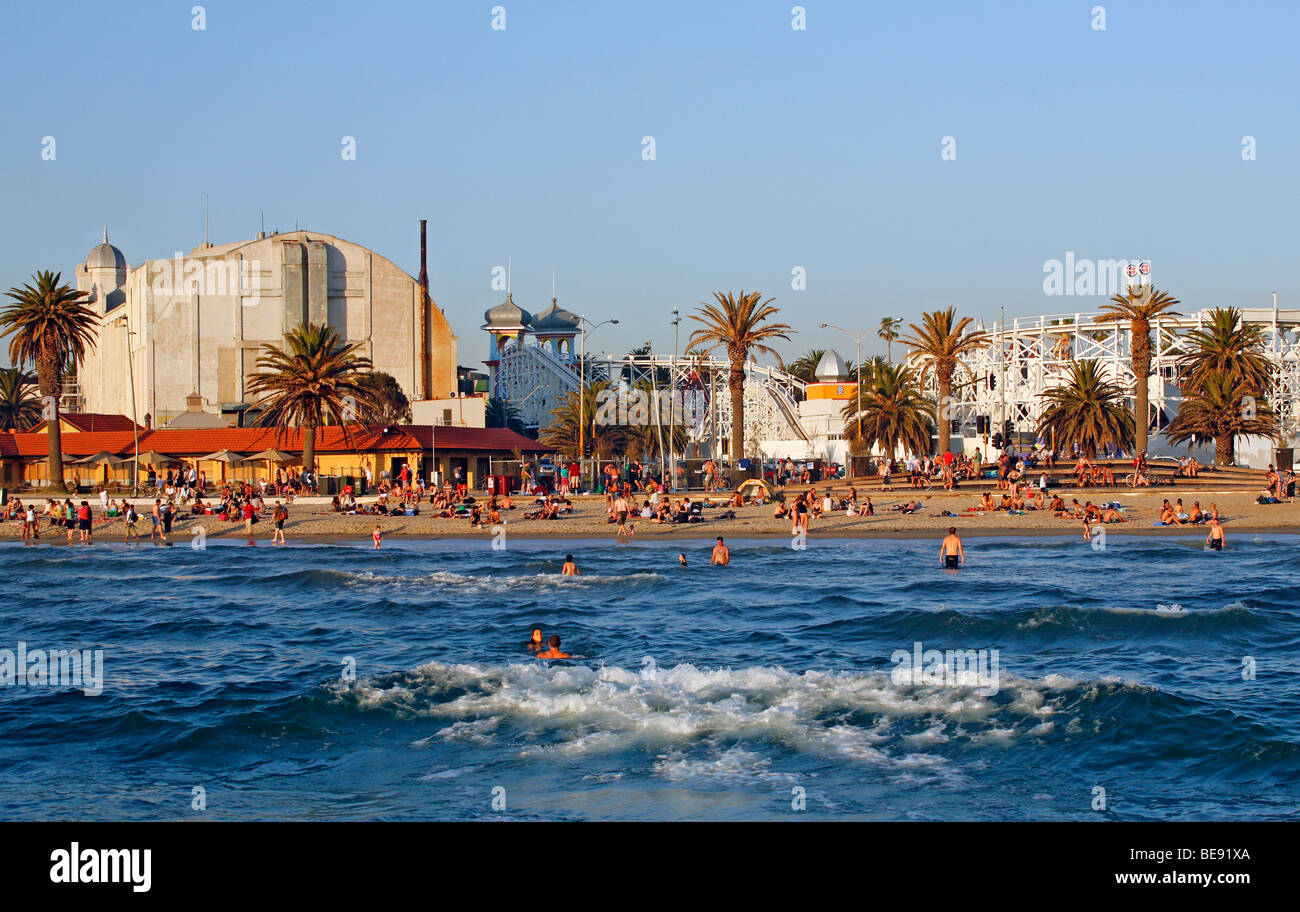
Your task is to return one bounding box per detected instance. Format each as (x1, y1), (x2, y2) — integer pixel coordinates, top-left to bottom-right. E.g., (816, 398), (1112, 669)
(687, 291), (793, 462)
(355, 371), (412, 424)
(1177, 306), (1272, 395)
(0, 367), (42, 430)
(542, 380), (627, 455)
(788, 348), (826, 384)
(840, 361), (934, 458)
(899, 307), (987, 456)
(1165, 370), (1277, 466)
(1, 271), (99, 489)
(245, 323), (378, 472)
(1095, 286), (1180, 454)
(878, 317), (903, 364)
(486, 396), (526, 434)
(1035, 359), (1136, 458)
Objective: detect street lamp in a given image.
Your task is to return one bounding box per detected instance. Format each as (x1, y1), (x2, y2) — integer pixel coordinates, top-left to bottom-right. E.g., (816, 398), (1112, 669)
(114, 314), (140, 496)
(820, 322), (864, 468)
(670, 308), (681, 490)
(578, 316), (618, 490)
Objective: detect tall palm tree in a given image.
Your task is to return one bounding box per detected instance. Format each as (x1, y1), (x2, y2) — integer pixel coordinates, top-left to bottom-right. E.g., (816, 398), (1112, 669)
(878, 316), (903, 364)
(542, 380), (627, 455)
(788, 348), (826, 384)
(687, 291), (792, 462)
(486, 396), (526, 434)
(1, 271), (99, 489)
(1035, 359), (1136, 458)
(354, 371), (412, 424)
(1165, 370), (1277, 466)
(1095, 286), (1180, 454)
(0, 367), (42, 430)
(1177, 306), (1272, 395)
(245, 323), (378, 472)
(900, 307), (987, 456)
(840, 361), (933, 458)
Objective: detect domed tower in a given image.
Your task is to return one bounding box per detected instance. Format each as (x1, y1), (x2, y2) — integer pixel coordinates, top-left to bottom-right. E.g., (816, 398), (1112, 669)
(482, 292), (533, 391)
(805, 349), (857, 401)
(76, 227), (127, 312)
(530, 294), (580, 362)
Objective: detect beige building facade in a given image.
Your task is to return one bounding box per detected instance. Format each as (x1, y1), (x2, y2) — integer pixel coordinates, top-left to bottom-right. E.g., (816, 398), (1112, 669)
(76, 229), (456, 427)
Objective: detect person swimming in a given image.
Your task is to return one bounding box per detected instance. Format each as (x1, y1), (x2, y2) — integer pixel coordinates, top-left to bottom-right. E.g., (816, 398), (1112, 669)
(678, 553), (687, 567)
(536, 634), (570, 659)
(526, 627), (544, 651)
(562, 555), (579, 576)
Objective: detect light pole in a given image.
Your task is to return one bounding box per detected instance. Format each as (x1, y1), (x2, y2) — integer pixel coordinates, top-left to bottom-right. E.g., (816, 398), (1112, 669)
(578, 316), (618, 491)
(821, 322), (864, 469)
(115, 315), (140, 496)
(670, 309), (681, 490)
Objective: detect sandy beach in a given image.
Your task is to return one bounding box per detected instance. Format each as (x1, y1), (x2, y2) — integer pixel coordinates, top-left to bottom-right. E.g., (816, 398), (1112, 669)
(5, 486), (1296, 543)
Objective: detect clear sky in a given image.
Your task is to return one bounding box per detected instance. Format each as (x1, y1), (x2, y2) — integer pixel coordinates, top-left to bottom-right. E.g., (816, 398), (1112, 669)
(1, 0), (1295, 370)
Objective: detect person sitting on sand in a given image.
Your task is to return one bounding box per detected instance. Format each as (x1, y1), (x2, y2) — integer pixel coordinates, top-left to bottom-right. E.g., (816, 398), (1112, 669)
(978, 492), (995, 512)
(998, 494), (1012, 511)
(773, 499), (790, 520)
(1188, 501), (1203, 524)
(1101, 505), (1124, 523)
(536, 634), (571, 659)
(1049, 494), (1066, 513)
(862, 496), (874, 516)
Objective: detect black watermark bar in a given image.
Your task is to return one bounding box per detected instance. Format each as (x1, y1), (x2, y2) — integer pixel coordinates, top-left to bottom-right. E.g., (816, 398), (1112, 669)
(0, 822), (1280, 900)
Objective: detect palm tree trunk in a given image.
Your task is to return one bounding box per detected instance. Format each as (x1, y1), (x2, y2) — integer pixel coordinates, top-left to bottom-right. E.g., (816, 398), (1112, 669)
(303, 424), (317, 476)
(37, 354), (64, 490)
(1132, 320), (1150, 455)
(729, 359), (745, 466)
(1214, 432), (1234, 466)
(936, 372), (951, 456)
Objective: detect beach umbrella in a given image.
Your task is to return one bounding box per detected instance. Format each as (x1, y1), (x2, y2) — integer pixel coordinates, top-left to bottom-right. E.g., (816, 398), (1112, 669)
(70, 451), (128, 466)
(242, 448), (300, 464)
(69, 451), (129, 487)
(241, 448), (302, 487)
(196, 450), (248, 484)
(137, 450), (181, 467)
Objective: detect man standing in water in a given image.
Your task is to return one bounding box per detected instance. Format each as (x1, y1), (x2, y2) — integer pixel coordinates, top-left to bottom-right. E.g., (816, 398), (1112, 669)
(1206, 518), (1226, 551)
(711, 536), (730, 566)
(562, 555), (580, 576)
(940, 527), (964, 569)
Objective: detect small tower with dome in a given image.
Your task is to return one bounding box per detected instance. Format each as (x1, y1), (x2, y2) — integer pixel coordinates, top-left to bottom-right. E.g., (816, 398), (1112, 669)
(76, 227), (127, 312)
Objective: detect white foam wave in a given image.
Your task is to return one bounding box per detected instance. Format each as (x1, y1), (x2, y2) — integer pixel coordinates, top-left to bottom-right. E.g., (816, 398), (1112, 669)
(329, 661), (1091, 775)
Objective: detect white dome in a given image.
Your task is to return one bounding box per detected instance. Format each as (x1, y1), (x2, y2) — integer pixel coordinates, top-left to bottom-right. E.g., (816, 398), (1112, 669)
(814, 349), (851, 382)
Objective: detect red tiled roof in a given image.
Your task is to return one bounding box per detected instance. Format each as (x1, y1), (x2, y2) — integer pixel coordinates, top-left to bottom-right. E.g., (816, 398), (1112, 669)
(61, 413), (142, 432)
(0, 425), (551, 459)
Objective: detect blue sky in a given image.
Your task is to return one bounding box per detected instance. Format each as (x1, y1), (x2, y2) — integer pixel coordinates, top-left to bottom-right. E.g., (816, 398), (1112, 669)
(1, 0), (1296, 368)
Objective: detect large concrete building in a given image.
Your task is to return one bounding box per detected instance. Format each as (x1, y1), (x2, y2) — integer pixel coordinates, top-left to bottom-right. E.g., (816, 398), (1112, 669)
(75, 228), (457, 427)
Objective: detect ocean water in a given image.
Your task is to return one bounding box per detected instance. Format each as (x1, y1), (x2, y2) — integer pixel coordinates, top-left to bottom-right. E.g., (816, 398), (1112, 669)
(1, 533), (1298, 821)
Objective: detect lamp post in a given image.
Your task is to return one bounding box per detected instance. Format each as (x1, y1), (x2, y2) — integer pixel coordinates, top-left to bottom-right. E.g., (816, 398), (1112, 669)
(115, 315), (140, 496)
(820, 322), (864, 468)
(578, 316), (618, 491)
(670, 309), (681, 490)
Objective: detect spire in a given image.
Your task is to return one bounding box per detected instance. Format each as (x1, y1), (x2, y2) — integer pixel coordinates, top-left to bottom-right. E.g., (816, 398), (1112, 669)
(552, 265), (557, 304)
(507, 256), (512, 295)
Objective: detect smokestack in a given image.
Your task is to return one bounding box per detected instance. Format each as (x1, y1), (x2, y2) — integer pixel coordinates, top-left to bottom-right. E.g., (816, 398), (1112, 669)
(418, 219), (430, 400)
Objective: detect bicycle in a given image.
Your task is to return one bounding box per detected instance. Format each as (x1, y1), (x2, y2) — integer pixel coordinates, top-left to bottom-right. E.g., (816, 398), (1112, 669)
(1125, 472), (1163, 488)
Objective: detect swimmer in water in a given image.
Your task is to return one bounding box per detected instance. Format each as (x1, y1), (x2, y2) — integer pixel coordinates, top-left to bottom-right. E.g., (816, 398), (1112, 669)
(1206, 518), (1226, 551)
(526, 627), (544, 651)
(710, 536), (729, 566)
(940, 526), (964, 569)
(678, 553), (687, 567)
(562, 555), (579, 576)
(536, 634), (570, 659)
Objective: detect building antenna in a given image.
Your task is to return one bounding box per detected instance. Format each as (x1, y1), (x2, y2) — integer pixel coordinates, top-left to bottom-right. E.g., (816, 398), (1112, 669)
(204, 193), (209, 246)
(552, 265), (557, 303)
(507, 256), (512, 295)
